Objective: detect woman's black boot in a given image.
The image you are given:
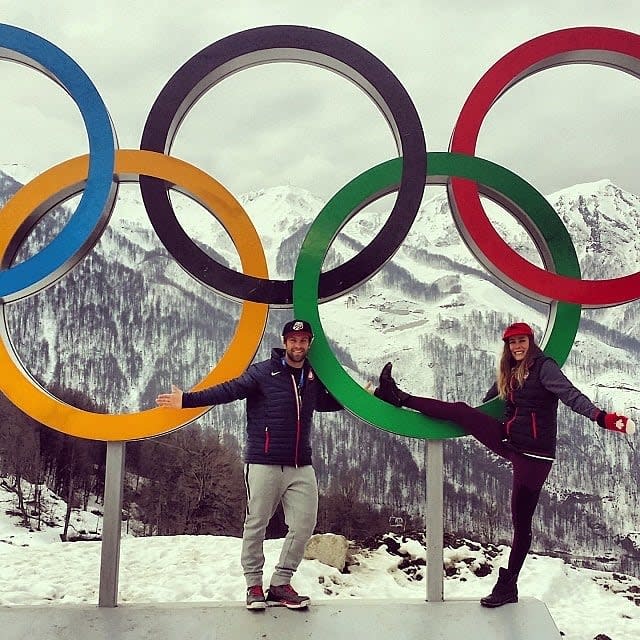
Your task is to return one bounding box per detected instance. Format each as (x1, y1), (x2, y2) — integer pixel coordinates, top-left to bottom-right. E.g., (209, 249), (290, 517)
(480, 568), (518, 607)
(374, 362), (409, 407)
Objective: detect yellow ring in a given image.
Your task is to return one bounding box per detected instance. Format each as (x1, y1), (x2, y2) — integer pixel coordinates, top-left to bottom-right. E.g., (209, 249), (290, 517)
(0, 149), (268, 440)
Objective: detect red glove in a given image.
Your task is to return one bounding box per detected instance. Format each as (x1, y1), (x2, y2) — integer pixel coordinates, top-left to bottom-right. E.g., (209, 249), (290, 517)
(597, 411), (636, 435)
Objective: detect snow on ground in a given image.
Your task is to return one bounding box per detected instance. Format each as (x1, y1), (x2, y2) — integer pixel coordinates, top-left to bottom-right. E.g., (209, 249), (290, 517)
(0, 482), (639, 639)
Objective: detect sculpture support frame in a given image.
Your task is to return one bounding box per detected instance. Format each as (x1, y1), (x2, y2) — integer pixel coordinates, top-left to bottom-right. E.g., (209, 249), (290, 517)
(99, 442), (126, 607)
(426, 441), (444, 602)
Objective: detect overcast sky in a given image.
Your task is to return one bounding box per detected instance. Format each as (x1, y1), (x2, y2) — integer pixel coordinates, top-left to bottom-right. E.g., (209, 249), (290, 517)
(2, 0), (640, 201)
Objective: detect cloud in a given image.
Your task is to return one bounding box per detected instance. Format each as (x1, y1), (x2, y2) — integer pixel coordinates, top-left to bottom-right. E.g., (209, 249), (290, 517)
(2, 0), (640, 199)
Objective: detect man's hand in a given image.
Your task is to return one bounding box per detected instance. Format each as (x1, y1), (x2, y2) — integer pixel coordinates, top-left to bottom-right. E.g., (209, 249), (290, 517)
(156, 384), (183, 409)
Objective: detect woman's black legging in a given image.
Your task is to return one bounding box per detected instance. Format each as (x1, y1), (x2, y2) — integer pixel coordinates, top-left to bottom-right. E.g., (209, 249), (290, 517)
(404, 396), (552, 578)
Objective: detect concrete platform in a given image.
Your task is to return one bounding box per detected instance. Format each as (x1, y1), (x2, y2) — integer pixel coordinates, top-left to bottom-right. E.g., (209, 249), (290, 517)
(0, 598), (561, 639)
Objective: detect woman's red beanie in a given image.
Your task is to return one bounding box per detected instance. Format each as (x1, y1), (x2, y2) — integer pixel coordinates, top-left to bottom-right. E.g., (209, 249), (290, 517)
(502, 322), (534, 341)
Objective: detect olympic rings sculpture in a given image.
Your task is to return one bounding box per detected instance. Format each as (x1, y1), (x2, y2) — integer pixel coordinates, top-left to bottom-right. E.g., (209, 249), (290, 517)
(0, 23), (638, 441)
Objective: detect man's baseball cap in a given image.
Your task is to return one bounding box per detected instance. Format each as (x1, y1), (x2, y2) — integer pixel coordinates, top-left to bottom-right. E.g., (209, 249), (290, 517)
(502, 322), (534, 341)
(282, 319), (314, 339)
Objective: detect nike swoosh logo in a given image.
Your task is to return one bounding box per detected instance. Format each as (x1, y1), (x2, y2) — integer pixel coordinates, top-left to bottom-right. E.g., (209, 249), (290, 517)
(271, 371), (281, 376)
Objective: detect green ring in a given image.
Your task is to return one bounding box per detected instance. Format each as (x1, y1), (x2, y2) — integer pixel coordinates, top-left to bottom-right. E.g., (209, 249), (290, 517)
(293, 152), (582, 438)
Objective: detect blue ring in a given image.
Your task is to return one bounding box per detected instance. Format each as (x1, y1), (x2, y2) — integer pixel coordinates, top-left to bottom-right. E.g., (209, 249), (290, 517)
(0, 24), (116, 301)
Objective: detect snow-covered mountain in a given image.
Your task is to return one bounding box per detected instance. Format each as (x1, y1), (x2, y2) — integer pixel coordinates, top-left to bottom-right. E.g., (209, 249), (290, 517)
(0, 166), (638, 575)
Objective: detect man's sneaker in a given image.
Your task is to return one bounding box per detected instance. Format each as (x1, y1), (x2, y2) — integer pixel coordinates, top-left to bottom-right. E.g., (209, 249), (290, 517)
(246, 585), (267, 610)
(266, 584), (310, 609)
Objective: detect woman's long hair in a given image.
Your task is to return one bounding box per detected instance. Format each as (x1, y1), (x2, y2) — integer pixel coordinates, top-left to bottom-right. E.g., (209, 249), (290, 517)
(496, 338), (543, 398)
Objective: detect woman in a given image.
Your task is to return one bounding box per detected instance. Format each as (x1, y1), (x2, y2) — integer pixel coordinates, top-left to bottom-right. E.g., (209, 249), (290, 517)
(374, 321), (635, 607)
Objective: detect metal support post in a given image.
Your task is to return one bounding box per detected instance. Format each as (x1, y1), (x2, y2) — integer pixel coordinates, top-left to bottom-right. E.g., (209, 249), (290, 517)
(99, 441), (126, 607)
(425, 439), (444, 602)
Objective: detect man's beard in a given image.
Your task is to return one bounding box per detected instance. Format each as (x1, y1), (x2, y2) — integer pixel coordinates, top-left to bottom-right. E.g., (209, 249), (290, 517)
(286, 349), (307, 363)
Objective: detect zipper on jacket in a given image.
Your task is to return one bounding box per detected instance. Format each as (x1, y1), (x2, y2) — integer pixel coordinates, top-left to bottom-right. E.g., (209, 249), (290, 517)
(264, 427), (270, 454)
(295, 416), (301, 467)
(289, 374), (302, 467)
(505, 408), (517, 436)
(531, 412), (538, 439)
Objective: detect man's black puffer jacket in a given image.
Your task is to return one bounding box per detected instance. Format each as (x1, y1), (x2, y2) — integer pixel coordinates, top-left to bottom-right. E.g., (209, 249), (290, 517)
(181, 348), (341, 466)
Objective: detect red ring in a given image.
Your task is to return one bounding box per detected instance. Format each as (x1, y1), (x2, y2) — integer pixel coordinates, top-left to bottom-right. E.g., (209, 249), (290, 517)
(450, 27), (640, 308)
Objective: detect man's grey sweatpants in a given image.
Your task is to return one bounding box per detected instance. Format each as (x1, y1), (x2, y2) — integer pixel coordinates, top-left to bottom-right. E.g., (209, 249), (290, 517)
(241, 463), (318, 588)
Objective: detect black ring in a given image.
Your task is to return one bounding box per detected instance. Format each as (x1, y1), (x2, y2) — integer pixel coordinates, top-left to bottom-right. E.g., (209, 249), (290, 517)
(140, 25), (426, 306)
